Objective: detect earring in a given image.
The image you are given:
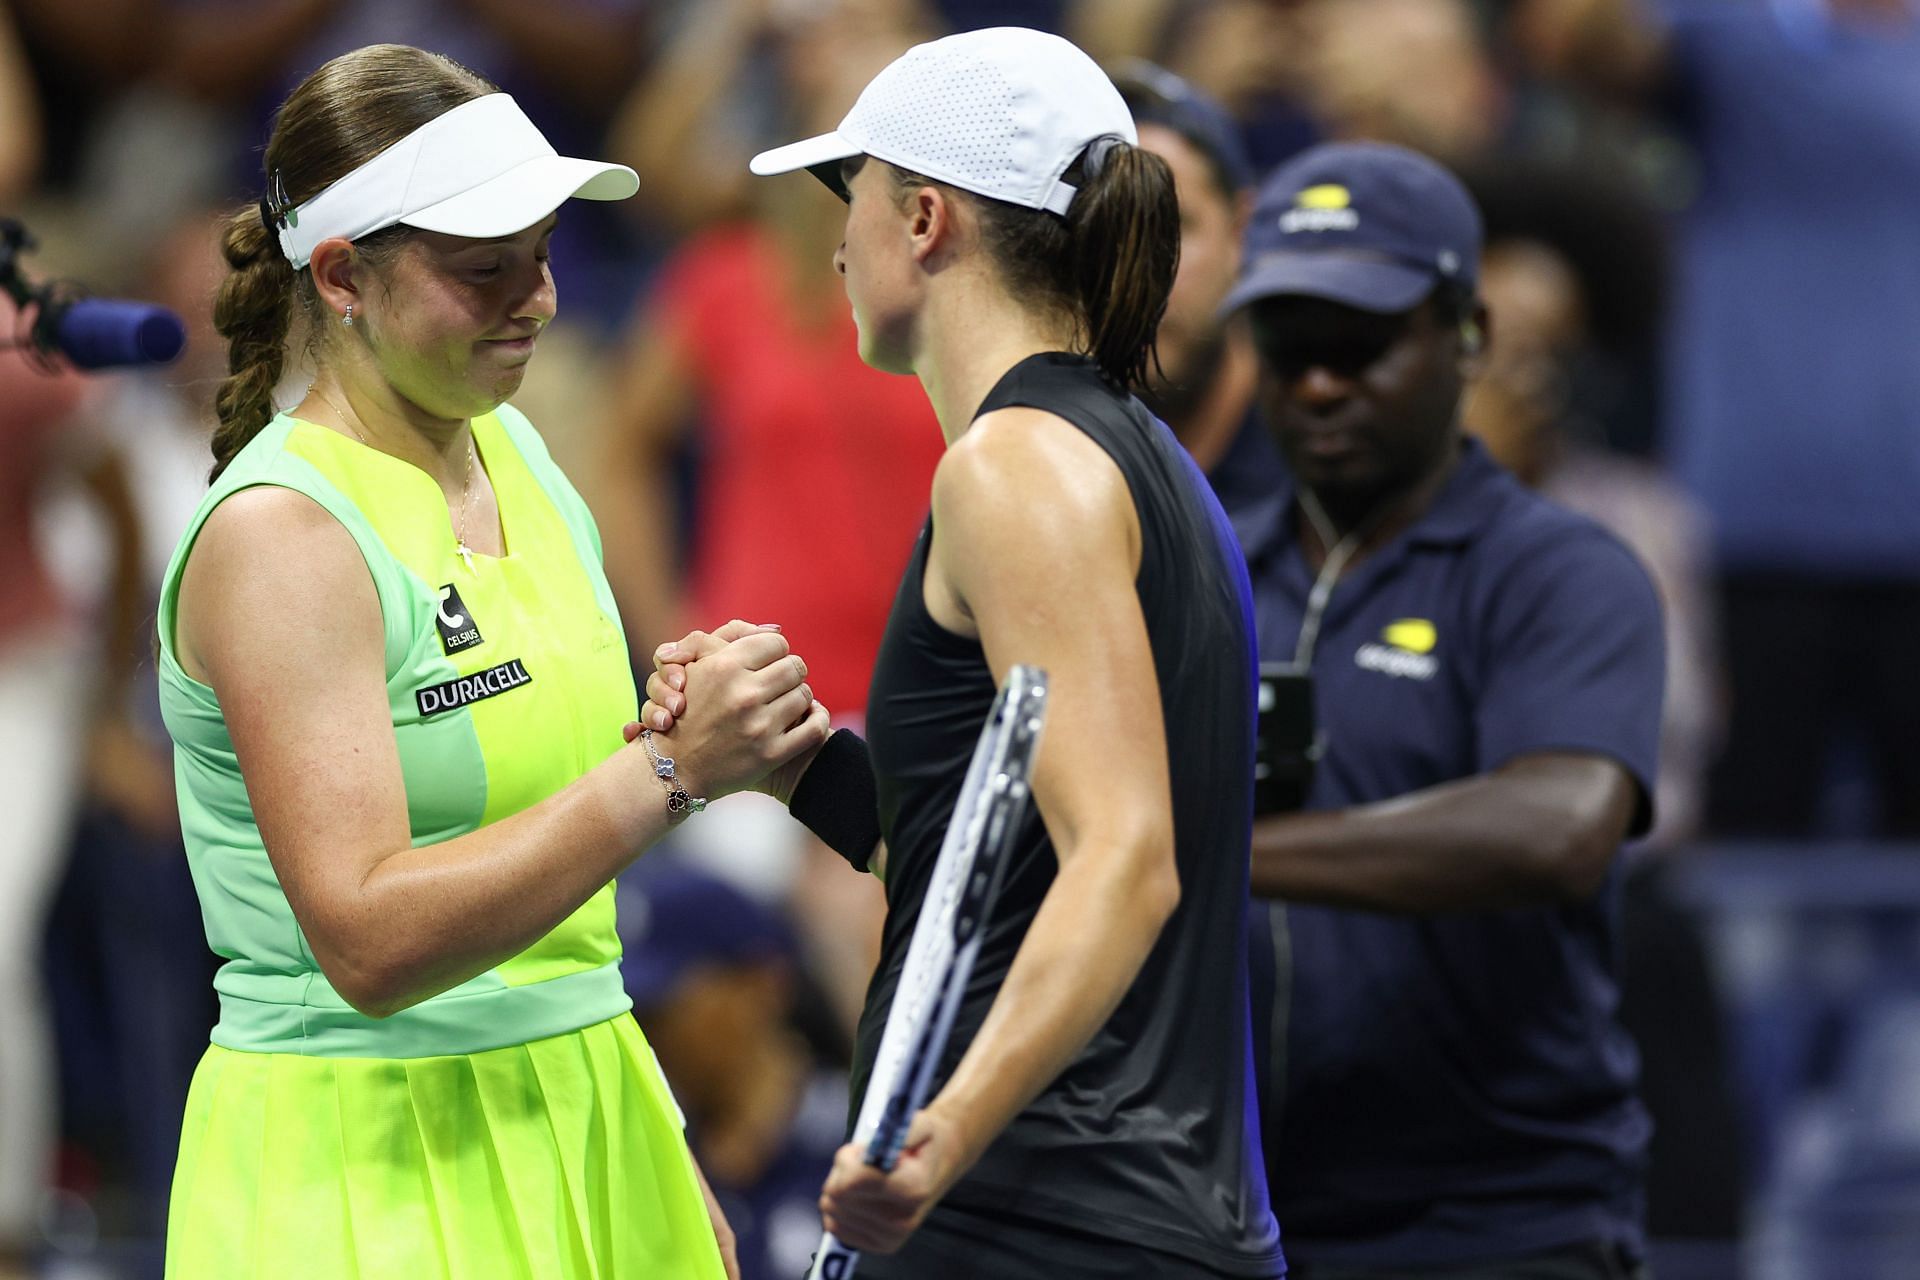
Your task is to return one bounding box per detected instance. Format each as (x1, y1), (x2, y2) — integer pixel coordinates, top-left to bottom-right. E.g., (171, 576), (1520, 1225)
(343, 304), (354, 328)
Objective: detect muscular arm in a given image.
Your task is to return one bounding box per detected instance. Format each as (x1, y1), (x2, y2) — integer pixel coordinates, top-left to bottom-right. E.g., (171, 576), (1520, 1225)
(177, 487), (821, 1018)
(1251, 752), (1640, 911)
(916, 408), (1178, 1173)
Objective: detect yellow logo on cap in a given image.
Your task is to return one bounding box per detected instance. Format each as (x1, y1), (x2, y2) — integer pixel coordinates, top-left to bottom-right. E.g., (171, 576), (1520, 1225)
(1295, 184), (1352, 210)
(1382, 619), (1437, 654)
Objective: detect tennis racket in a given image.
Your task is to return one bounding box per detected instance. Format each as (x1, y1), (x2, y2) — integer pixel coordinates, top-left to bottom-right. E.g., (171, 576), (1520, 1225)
(806, 664), (1049, 1280)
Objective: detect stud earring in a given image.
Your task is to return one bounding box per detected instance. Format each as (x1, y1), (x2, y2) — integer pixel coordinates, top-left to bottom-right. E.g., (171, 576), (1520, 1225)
(343, 304), (354, 328)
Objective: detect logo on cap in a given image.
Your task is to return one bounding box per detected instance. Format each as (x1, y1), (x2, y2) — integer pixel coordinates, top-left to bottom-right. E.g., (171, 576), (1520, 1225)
(1281, 184), (1359, 234)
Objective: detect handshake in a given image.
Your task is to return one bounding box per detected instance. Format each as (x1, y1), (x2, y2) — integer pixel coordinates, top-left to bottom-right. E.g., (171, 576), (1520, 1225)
(619, 619), (832, 810)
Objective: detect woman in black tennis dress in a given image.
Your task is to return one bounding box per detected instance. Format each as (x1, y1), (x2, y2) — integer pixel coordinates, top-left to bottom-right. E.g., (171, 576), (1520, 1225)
(645, 26), (1284, 1280)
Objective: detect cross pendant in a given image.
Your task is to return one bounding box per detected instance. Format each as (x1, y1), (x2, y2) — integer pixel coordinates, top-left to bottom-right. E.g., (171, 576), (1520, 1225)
(456, 540), (476, 572)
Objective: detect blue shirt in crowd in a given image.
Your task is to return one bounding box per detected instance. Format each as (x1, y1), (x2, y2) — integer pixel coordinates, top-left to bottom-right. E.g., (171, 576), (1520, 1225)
(1658, 0), (1920, 578)
(1234, 438), (1666, 1267)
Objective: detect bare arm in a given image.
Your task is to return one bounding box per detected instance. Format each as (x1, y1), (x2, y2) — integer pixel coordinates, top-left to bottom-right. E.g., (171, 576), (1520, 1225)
(1251, 752), (1640, 911)
(605, 1), (764, 232)
(821, 408), (1179, 1251)
(177, 486), (825, 1018)
(590, 310), (697, 659)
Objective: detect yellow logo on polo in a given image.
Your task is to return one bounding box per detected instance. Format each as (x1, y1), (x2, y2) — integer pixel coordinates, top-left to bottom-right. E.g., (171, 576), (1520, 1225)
(1355, 619), (1439, 681)
(1382, 619), (1437, 654)
(1296, 185), (1352, 210)
(1282, 184), (1360, 233)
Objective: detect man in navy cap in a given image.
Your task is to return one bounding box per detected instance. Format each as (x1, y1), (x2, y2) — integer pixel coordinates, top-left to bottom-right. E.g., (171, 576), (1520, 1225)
(1228, 142), (1666, 1278)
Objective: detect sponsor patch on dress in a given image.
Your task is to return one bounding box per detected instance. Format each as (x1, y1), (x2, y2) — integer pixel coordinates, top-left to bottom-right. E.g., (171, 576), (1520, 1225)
(416, 659), (532, 716)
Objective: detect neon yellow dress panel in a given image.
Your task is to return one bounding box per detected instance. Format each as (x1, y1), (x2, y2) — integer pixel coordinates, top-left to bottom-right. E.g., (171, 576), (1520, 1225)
(156, 408), (724, 1279)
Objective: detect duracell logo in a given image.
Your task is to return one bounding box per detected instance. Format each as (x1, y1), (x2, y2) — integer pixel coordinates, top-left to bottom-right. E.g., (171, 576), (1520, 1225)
(416, 659), (532, 717)
(435, 584), (484, 654)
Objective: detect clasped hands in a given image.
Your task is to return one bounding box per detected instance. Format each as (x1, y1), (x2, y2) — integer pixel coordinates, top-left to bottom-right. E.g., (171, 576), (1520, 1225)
(622, 619), (829, 803)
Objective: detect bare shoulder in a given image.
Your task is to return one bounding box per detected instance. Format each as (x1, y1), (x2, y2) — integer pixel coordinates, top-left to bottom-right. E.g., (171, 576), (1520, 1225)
(177, 485), (381, 686)
(932, 406), (1132, 536)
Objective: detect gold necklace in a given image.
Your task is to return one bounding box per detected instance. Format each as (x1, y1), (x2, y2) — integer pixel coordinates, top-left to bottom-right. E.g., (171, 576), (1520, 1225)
(318, 386), (482, 571)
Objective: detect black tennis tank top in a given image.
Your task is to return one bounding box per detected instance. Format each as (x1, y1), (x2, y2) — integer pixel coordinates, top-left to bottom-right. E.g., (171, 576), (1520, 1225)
(853, 353), (1285, 1275)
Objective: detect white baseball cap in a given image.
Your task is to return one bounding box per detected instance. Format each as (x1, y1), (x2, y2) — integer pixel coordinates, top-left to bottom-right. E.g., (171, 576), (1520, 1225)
(274, 93), (638, 269)
(749, 27), (1136, 216)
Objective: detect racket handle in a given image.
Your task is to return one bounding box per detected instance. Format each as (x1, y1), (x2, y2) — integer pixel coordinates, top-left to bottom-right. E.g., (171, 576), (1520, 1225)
(807, 1231), (861, 1279)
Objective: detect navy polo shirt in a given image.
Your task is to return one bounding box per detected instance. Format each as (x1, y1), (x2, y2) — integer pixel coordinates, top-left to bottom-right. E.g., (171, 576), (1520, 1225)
(1234, 438), (1665, 1268)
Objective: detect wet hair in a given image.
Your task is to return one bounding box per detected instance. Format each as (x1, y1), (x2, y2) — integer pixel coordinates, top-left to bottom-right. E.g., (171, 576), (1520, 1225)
(881, 138), (1181, 392)
(209, 44), (497, 482)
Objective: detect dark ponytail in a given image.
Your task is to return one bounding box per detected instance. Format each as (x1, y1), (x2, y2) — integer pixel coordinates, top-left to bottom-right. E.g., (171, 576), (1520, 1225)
(208, 44), (497, 481)
(1061, 141), (1180, 391)
(209, 207), (295, 481)
(892, 138), (1180, 391)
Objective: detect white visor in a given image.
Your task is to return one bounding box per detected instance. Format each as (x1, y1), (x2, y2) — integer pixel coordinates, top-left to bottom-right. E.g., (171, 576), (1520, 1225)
(276, 93), (638, 268)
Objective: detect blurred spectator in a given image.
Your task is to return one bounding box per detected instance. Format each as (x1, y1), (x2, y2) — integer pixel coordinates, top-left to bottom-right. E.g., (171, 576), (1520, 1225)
(1110, 60), (1288, 544)
(36, 209), (231, 1237)
(1167, 0), (1322, 171)
(1465, 235), (1719, 848)
(1463, 232), (1748, 1249)
(16, 2), (654, 323)
(1299, 0), (1507, 161)
(610, 0), (933, 236)
(620, 861), (847, 1280)
(1514, 0), (1920, 838)
(0, 292), (145, 1274)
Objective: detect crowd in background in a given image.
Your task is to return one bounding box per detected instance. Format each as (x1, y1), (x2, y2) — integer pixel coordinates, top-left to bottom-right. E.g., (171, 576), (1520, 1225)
(0, 1), (1916, 1277)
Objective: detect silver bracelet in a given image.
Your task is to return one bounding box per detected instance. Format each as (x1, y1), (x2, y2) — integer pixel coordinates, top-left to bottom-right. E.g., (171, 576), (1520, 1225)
(639, 728), (708, 817)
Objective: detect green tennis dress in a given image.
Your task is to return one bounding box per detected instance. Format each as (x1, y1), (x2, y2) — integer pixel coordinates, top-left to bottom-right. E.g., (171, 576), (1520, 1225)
(157, 408), (724, 1280)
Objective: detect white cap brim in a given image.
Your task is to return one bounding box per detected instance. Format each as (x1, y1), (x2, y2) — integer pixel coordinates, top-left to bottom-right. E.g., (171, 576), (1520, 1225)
(749, 131), (862, 180)
(402, 154), (638, 239)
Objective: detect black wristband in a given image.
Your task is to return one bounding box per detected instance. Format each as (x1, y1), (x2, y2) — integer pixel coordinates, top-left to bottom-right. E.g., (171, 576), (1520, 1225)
(789, 728), (881, 873)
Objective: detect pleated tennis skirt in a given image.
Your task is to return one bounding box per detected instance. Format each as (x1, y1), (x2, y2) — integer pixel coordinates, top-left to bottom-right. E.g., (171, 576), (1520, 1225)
(165, 1014), (726, 1280)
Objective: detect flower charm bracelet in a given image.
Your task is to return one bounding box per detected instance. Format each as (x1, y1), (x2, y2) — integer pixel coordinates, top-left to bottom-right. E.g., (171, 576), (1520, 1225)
(639, 729), (708, 818)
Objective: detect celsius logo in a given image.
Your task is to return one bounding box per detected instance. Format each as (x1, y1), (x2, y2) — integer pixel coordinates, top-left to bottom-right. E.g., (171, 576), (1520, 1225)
(435, 583), (484, 654)
(416, 659), (532, 716)
(1281, 183), (1359, 234)
(1354, 618), (1438, 681)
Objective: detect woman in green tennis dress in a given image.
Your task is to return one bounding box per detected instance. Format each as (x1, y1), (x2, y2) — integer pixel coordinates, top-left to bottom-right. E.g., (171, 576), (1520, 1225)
(157, 45), (827, 1279)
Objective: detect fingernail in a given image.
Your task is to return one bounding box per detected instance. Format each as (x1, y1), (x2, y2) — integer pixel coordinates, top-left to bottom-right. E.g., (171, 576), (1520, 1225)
(669, 671), (684, 691)
(652, 712), (669, 730)
(656, 645), (677, 661)
(759, 622), (782, 632)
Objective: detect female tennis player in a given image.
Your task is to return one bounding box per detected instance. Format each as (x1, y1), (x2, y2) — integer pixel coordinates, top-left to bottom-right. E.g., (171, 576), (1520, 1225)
(158, 44), (827, 1279)
(642, 27), (1284, 1279)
